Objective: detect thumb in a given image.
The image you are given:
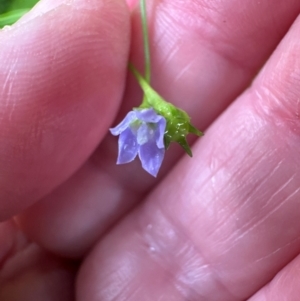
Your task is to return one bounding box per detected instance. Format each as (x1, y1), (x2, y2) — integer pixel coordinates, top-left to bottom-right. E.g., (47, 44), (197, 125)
(0, 0), (130, 220)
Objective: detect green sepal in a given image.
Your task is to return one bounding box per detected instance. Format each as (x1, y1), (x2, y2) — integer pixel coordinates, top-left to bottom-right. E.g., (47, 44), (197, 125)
(129, 63), (203, 156)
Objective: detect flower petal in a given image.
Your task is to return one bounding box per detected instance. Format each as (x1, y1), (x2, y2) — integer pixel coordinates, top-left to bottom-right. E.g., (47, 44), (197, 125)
(138, 140), (165, 177)
(117, 128), (138, 164)
(110, 111), (137, 136)
(137, 123), (155, 145)
(155, 117), (166, 149)
(135, 108), (162, 123)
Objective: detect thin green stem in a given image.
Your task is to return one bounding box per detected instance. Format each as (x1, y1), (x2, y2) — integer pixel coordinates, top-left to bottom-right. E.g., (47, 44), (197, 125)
(140, 0), (151, 84)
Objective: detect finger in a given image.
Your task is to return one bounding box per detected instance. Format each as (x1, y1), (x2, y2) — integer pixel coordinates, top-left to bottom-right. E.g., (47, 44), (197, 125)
(77, 14), (300, 301)
(121, 0), (300, 128)
(0, 221), (76, 301)
(0, 0), (130, 220)
(248, 254), (300, 301)
(19, 0), (300, 258)
(126, 0), (139, 10)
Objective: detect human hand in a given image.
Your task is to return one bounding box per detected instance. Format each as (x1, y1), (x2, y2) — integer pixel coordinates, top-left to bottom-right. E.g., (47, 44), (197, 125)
(1, 0), (300, 300)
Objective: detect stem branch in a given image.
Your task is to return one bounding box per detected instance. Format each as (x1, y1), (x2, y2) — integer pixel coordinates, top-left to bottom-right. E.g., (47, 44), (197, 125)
(140, 0), (151, 83)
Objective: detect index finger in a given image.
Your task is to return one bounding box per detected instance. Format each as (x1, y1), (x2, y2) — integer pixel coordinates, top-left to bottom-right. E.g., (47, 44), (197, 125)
(0, 0), (130, 220)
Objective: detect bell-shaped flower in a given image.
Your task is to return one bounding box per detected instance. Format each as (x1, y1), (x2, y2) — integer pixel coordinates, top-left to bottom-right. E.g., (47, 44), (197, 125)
(129, 64), (203, 156)
(110, 108), (166, 177)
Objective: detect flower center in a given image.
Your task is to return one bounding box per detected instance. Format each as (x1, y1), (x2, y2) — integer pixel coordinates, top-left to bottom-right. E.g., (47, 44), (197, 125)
(131, 121), (156, 145)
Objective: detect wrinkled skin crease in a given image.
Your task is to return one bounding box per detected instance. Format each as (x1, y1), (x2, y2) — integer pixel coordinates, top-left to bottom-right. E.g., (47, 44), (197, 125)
(0, 0), (300, 300)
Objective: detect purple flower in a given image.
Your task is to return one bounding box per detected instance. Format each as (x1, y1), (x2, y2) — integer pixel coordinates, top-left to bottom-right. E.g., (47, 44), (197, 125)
(110, 108), (166, 177)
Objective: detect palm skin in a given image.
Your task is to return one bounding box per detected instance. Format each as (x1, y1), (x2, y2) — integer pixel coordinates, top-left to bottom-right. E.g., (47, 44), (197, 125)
(0, 0), (300, 300)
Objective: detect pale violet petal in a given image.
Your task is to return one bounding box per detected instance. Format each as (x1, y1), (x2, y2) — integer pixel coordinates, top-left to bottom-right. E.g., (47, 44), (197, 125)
(137, 123), (155, 145)
(110, 111), (137, 136)
(117, 128), (138, 164)
(135, 108), (162, 123)
(155, 117), (166, 149)
(138, 141), (165, 177)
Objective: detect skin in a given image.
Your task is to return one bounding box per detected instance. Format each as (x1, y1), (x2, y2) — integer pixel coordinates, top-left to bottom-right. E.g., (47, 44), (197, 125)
(0, 0), (300, 300)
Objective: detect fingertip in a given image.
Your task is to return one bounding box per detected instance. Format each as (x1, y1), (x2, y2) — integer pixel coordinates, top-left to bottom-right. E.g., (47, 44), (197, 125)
(0, 0), (130, 220)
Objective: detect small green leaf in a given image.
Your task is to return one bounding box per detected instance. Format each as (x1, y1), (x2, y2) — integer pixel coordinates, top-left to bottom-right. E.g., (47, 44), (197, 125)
(0, 9), (30, 27)
(9, 0), (39, 10)
(0, 0), (39, 28)
(0, 0), (11, 14)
